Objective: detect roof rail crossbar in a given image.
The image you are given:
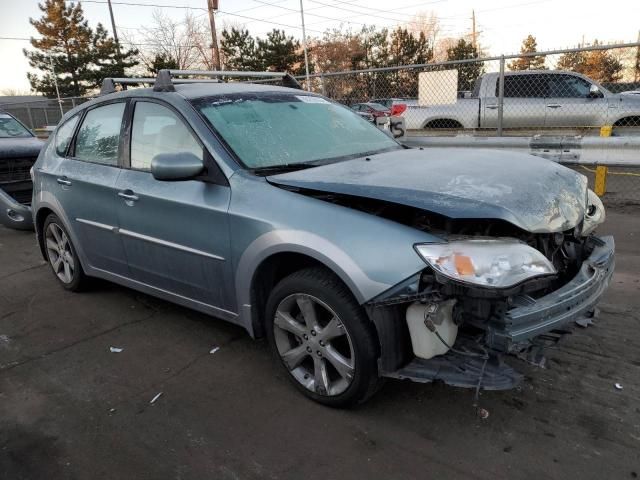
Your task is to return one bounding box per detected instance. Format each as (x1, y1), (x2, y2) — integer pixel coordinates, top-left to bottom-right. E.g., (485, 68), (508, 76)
(100, 77), (222, 95)
(153, 69), (302, 92)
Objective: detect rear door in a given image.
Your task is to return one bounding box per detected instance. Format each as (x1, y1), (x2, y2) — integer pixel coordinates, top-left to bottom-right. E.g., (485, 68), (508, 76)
(114, 99), (234, 311)
(53, 101), (129, 275)
(544, 74), (609, 128)
(483, 74), (549, 129)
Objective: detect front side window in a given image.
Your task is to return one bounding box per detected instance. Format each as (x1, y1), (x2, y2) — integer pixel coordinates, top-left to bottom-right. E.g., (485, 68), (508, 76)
(55, 115), (79, 156)
(548, 75), (592, 98)
(193, 93), (400, 170)
(501, 75), (549, 98)
(0, 113), (32, 138)
(74, 102), (125, 165)
(130, 102), (203, 171)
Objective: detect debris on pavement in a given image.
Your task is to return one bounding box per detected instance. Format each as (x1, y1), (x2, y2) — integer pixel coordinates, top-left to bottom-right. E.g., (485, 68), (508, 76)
(477, 408), (490, 420)
(150, 392), (163, 404)
(209, 347), (220, 354)
(109, 347), (124, 353)
(615, 383), (624, 390)
(575, 317), (594, 328)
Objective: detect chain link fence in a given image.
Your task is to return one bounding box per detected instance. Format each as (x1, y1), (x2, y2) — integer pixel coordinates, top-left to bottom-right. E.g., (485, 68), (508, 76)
(0, 96), (92, 132)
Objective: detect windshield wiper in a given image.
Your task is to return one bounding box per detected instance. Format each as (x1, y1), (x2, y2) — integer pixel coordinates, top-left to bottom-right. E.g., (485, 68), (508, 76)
(248, 163), (320, 175)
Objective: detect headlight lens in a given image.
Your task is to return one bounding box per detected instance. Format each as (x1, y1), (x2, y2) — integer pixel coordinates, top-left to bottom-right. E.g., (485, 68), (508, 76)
(415, 239), (556, 288)
(582, 189), (605, 236)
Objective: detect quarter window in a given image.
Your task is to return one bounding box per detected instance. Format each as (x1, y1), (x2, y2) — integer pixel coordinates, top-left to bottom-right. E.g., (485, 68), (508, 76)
(74, 103), (125, 165)
(55, 115), (79, 157)
(130, 102), (203, 171)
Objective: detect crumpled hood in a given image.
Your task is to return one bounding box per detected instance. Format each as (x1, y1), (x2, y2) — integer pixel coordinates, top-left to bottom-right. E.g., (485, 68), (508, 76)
(0, 136), (44, 159)
(268, 148), (588, 233)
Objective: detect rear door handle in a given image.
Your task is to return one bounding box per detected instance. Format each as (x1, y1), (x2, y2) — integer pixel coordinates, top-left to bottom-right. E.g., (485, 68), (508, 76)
(546, 104), (562, 108)
(56, 177), (72, 186)
(118, 191), (139, 202)
(486, 105), (499, 110)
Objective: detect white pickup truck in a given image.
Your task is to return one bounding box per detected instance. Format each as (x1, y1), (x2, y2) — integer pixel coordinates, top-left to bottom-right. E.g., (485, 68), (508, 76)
(402, 70), (640, 131)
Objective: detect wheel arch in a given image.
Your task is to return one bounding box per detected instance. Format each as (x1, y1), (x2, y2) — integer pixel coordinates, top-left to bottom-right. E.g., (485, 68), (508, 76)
(613, 115), (640, 127)
(422, 118), (465, 129)
(235, 230), (393, 339)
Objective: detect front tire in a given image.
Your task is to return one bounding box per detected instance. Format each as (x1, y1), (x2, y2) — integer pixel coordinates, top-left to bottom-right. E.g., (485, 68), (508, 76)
(43, 214), (88, 291)
(265, 267), (381, 407)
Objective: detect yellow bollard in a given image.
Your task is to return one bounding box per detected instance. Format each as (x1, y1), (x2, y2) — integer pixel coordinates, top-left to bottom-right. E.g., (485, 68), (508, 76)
(600, 125), (613, 137)
(594, 166), (608, 196)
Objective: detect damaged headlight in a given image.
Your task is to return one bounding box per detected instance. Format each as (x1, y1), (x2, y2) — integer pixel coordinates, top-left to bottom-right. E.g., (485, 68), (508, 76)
(581, 189), (605, 236)
(415, 239), (556, 288)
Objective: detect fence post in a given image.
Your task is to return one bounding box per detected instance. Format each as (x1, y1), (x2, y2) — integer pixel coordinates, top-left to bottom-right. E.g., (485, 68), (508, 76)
(26, 105), (34, 130)
(320, 75), (326, 96)
(497, 55), (505, 136)
(43, 107), (49, 126)
(71, 97), (76, 108)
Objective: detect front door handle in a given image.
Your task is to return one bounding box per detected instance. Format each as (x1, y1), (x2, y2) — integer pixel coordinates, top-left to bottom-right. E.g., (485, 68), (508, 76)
(56, 177), (72, 186)
(485, 104), (499, 110)
(118, 191), (139, 202)
(546, 104), (562, 108)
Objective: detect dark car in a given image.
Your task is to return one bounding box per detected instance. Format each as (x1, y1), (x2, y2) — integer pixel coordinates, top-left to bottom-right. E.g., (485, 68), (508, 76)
(0, 111), (43, 229)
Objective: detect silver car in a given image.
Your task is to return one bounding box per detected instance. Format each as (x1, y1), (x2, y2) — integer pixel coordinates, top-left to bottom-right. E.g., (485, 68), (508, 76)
(32, 71), (614, 407)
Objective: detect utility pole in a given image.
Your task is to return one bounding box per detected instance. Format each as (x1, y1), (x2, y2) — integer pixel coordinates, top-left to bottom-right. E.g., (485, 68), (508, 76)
(106, 0), (121, 57)
(207, 0), (221, 70)
(471, 10), (477, 50)
(299, 0), (311, 90)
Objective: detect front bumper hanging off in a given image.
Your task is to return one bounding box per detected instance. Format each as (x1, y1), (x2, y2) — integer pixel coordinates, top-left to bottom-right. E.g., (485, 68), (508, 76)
(487, 235), (615, 353)
(384, 235), (615, 391)
(0, 187), (33, 230)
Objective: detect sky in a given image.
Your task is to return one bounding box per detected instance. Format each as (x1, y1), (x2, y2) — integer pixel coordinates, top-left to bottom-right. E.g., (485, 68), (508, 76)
(0, 0), (638, 92)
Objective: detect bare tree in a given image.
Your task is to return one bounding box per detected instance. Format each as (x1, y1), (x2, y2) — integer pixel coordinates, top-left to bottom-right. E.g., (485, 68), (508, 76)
(406, 11), (440, 47)
(129, 10), (213, 73)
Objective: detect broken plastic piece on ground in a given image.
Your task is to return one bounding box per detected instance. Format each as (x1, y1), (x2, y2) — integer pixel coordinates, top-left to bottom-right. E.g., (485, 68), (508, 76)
(477, 408), (489, 419)
(575, 317), (594, 328)
(150, 392), (163, 404)
(210, 346), (220, 354)
(615, 383), (624, 390)
(109, 347), (124, 353)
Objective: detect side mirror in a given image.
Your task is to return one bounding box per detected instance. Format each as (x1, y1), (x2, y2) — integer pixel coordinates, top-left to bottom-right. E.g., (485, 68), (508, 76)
(150, 152), (204, 181)
(588, 84), (604, 99)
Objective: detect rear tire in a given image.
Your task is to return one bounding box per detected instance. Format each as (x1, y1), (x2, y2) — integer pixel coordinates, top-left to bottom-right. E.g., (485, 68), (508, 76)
(265, 267), (382, 407)
(43, 214), (88, 292)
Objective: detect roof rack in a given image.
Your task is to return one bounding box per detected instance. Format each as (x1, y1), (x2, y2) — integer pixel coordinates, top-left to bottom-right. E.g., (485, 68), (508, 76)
(153, 69), (302, 92)
(100, 69), (301, 96)
(99, 77), (221, 96)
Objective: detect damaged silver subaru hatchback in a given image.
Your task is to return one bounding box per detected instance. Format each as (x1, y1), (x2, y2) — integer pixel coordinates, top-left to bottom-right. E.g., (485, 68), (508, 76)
(32, 71), (613, 407)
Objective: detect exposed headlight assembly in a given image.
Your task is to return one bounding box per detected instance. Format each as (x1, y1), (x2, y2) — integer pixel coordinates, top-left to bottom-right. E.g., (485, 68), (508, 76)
(415, 239), (556, 288)
(582, 189), (605, 236)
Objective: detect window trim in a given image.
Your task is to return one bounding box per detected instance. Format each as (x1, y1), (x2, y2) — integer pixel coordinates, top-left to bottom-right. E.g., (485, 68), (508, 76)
(54, 113), (81, 158)
(548, 73), (593, 99)
(124, 97), (228, 186)
(68, 98), (129, 168)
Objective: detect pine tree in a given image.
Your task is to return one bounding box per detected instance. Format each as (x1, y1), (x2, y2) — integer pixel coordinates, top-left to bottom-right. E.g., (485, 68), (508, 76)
(508, 35), (546, 71)
(257, 29), (307, 74)
(446, 39), (485, 91)
(557, 41), (623, 83)
(24, 0), (137, 97)
(148, 53), (179, 75)
(220, 27), (262, 71)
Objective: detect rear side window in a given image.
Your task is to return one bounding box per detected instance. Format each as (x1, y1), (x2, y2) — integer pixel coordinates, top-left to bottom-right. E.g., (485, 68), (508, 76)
(55, 115), (79, 156)
(74, 103), (125, 165)
(501, 75), (549, 98)
(130, 102), (203, 171)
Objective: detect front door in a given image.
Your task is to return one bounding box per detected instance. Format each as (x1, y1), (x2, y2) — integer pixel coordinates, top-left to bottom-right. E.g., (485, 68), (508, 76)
(544, 74), (609, 128)
(115, 100), (234, 311)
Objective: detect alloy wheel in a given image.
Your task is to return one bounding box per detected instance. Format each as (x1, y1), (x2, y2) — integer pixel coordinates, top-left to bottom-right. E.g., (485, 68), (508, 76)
(273, 293), (355, 396)
(45, 223), (75, 284)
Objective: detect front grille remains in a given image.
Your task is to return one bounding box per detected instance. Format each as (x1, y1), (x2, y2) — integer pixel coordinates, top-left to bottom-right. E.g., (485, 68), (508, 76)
(0, 157), (36, 184)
